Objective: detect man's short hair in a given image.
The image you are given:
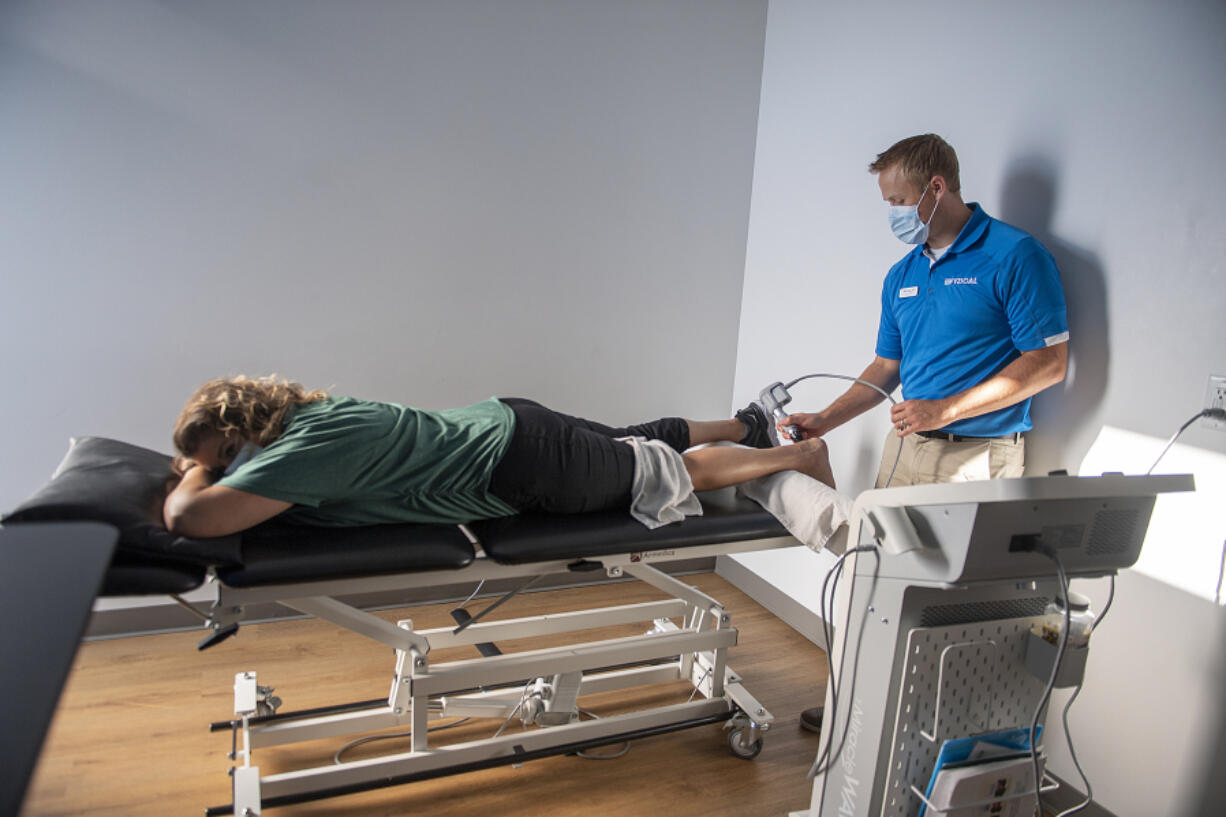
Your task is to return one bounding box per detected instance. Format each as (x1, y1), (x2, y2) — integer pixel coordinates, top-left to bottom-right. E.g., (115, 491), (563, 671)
(869, 134), (961, 193)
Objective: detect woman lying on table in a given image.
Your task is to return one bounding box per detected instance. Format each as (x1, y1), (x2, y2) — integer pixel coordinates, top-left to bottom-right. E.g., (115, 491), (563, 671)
(163, 376), (836, 538)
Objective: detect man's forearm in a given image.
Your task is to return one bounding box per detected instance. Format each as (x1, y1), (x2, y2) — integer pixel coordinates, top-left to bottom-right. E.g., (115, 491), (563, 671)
(940, 344), (1068, 425)
(814, 357), (901, 435)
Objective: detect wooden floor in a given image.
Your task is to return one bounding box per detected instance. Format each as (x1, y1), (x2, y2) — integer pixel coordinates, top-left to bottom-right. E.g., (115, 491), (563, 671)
(22, 573), (830, 817)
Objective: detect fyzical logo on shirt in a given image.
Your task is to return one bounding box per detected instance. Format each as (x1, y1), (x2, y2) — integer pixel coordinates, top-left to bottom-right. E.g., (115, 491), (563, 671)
(944, 277), (978, 286)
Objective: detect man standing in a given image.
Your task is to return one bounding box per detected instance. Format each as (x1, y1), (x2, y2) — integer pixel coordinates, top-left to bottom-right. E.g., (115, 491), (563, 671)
(781, 133), (1069, 489)
(757, 134), (1070, 734)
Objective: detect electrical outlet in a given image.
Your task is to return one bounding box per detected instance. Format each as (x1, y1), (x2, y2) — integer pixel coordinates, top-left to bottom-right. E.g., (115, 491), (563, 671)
(1205, 375), (1226, 430)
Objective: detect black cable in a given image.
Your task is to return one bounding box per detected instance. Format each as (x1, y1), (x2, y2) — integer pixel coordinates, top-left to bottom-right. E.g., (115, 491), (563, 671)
(1054, 404), (1223, 811)
(575, 708), (631, 759)
(1216, 540), (1226, 606)
(456, 579), (486, 609)
(332, 717), (472, 764)
(808, 546), (879, 783)
(821, 550), (858, 708)
(1146, 408), (1218, 474)
(1055, 574), (1116, 817)
(808, 550), (850, 780)
(1028, 547), (1070, 817)
(1055, 684), (1090, 817)
(819, 549), (848, 672)
(808, 553), (851, 781)
(795, 547), (850, 788)
(1090, 575), (1114, 633)
(1147, 406), (1225, 608)
(804, 548), (851, 784)
(813, 549), (851, 766)
(811, 547), (881, 817)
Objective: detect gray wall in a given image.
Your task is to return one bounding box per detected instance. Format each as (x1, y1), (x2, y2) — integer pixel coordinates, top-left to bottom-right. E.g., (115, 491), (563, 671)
(734, 2), (1226, 814)
(0, 0), (767, 510)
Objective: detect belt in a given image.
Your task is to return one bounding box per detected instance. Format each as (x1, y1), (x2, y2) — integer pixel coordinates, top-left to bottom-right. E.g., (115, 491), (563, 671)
(915, 430), (1023, 443)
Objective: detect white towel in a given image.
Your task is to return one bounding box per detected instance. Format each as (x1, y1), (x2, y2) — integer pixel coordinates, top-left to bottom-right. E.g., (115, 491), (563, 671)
(737, 466), (852, 554)
(620, 436), (703, 529)
(621, 438), (852, 552)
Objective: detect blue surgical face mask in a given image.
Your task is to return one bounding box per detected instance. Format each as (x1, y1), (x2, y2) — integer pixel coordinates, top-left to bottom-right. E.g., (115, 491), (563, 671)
(887, 182), (939, 244)
(224, 441), (263, 476)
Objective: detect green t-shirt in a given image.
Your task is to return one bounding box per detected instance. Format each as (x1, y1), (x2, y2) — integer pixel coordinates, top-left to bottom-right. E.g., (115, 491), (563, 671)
(218, 396), (518, 526)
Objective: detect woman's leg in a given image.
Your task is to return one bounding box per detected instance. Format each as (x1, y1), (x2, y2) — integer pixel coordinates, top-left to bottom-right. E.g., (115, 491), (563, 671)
(682, 437), (836, 491)
(498, 398), (749, 452)
(489, 399), (834, 515)
(489, 400), (638, 514)
(686, 419), (749, 446)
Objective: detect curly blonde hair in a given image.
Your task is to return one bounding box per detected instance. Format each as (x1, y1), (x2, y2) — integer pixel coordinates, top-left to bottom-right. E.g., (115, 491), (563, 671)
(172, 375), (328, 457)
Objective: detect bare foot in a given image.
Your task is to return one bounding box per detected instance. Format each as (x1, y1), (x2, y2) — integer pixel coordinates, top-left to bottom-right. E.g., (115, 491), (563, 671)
(793, 438), (836, 489)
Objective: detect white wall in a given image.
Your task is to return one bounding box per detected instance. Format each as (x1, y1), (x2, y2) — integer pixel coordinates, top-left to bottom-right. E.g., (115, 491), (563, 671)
(5, 1), (1224, 811)
(737, 0), (1226, 489)
(736, 1), (1226, 815)
(0, 0), (767, 510)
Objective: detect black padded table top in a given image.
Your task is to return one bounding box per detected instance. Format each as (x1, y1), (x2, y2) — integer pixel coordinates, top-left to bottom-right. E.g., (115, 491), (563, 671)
(217, 492), (785, 586)
(103, 551), (209, 596)
(4, 436), (786, 596)
(471, 491), (787, 565)
(217, 521), (476, 588)
(95, 492), (784, 593)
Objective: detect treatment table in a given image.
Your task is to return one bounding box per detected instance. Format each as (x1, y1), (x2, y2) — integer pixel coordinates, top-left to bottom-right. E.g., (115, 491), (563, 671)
(3, 437), (808, 816)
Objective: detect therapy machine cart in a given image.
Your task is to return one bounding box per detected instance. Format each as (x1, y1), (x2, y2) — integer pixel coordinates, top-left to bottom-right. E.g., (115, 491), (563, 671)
(799, 472), (1194, 817)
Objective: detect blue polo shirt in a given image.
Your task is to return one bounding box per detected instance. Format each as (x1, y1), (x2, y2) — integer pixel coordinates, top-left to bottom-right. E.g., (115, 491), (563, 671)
(875, 204), (1068, 436)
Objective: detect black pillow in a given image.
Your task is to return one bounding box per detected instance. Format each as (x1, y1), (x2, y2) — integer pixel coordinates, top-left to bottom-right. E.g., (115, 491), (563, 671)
(2, 437), (242, 566)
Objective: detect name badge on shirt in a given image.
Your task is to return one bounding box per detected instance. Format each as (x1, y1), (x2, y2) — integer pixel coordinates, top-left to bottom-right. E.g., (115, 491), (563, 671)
(899, 286), (918, 298)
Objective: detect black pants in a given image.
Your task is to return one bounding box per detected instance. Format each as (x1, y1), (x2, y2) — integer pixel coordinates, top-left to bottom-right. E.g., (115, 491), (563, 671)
(487, 398), (691, 514)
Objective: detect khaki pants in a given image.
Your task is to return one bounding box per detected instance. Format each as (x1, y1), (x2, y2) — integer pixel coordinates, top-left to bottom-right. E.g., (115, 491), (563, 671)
(874, 429), (1024, 488)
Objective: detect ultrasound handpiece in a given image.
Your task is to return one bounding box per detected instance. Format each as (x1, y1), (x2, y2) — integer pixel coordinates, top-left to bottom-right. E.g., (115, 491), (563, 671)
(758, 381), (802, 443)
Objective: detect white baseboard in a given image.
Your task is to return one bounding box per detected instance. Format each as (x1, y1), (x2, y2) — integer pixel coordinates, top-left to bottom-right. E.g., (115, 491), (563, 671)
(715, 546), (834, 650)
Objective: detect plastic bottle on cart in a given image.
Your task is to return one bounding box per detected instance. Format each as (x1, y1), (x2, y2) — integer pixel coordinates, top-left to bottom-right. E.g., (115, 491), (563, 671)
(1039, 591), (1095, 647)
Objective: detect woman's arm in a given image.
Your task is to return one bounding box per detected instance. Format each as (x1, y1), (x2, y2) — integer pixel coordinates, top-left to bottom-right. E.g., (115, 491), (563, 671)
(163, 464), (293, 538)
